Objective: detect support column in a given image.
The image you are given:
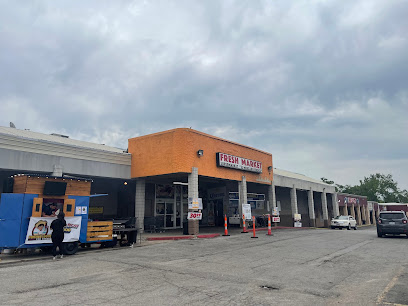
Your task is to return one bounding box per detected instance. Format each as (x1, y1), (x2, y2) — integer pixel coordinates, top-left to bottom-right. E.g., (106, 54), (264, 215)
(290, 185), (299, 225)
(356, 204), (362, 225)
(135, 179), (146, 233)
(307, 189), (316, 227)
(351, 203), (356, 219)
(188, 167), (199, 235)
(267, 183), (274, 213)
(269, 182), (277, 227)
(343, 204), (348, 216)
(332, 193), (340, 217)
(188, 167), (199, 198)
(238, 176), (247, 227)
(365, 206), (371, 225)
(321, 190), (329, 228)
(271, 181), (277, 209)
(372, 209), (376, 225)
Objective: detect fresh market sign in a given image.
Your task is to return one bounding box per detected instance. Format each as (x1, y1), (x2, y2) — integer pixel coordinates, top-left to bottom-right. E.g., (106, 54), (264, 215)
(216, 153), (262, 173)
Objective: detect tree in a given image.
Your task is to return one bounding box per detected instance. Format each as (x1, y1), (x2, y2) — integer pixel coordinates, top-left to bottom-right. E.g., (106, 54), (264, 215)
(321, 173), (408, 203)
(320, 177), (334, 185)
(321, 177), (348, 192)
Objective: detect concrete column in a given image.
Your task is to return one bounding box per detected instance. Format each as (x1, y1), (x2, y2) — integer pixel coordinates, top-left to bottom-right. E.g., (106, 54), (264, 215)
(188, 167), (199, 234)
(361, 206), (367, 225)
(135, 179), (146, 233)
(371, 210), (376, 226)
(351, 203), (356, 219)
(238, 176), (247, 227)
(290, 185), (299, 225)
(332, 193), (340, 217)
(343, 204), (348, 216)
(365, 206), (371, 225)
(271, 181), (277, 209)
(307, 189), (316, 227)
(188, 167), (199, 198)
(267, 184), (273, 213)
(356, 204), (362, 225)
(321, 190), (329, 227)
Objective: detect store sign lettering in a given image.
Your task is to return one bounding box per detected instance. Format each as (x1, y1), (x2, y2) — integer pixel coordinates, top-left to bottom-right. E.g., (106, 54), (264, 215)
(216, 153), (262, 173)
(344, 197), (360, 204)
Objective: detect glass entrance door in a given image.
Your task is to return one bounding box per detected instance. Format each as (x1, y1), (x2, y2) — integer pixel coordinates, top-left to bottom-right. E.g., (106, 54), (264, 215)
(174, 184), (188, 228)
(165, 202), (174, 228)
(155, 183), (188, 229)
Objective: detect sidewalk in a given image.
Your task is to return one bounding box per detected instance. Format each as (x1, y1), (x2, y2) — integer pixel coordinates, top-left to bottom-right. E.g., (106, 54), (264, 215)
(140, 225), (314, 241)
(0, 225), (318, 265)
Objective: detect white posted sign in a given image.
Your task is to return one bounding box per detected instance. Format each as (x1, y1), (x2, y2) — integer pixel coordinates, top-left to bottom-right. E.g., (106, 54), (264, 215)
(187, 212), (203, 220)
(242, 204), (252, 220)
(188, 198), (203, 210)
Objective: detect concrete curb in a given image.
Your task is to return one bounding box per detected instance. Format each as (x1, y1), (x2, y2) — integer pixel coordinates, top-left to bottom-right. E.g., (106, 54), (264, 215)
(146, 233), (220, 241)
(197, 234), (220, 239)
(255, 226), (314, 231)
(145, 227), (317, 240)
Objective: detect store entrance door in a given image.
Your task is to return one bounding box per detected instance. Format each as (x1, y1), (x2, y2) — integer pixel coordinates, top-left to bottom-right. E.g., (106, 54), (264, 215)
(155, 183), (188, 229)
(174, 184), (187, 228)
(164, 202), (174, 228)
(214, 200), (224, 226)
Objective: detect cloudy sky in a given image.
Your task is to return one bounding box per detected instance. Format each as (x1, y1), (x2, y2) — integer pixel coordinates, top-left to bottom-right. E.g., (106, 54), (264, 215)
(1, 1), (407, 189)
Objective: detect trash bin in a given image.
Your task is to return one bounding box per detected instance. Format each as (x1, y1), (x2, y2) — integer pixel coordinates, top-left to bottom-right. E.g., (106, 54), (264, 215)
(183, 220), (189, 235)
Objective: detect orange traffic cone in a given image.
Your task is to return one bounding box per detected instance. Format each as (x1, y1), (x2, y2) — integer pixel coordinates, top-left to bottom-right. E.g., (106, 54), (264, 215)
(251, 216), (258, 238)
(241, 214), (248, 233)
(223, 214), (230, 236)
(267, 214), (273, 236)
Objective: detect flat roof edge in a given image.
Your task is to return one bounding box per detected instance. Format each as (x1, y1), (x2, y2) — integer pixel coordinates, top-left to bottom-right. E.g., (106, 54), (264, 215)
(0, 132), (130, 156)
(337, 192), (368, 198)
(128, 128), (272, 156)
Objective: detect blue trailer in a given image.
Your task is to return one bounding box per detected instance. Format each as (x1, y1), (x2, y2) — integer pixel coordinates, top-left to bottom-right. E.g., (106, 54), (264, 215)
(0, 174), (113, 255)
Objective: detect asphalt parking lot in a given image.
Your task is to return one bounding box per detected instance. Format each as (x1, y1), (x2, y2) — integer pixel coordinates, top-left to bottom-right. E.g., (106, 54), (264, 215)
(0, 226), (407, 305)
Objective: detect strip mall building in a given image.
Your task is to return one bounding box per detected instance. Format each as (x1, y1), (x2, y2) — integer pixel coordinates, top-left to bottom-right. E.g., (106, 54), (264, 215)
(0, 126), (340, 231)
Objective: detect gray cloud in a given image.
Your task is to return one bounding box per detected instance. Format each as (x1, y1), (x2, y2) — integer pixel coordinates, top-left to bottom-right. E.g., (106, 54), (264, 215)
(1, 0), (407, 189)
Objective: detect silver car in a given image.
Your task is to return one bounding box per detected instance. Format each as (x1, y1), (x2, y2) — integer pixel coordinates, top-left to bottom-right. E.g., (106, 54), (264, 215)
(331, 215), (357, 230)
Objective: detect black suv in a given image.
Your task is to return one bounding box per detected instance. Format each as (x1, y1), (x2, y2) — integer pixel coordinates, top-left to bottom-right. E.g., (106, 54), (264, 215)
(377, 211), (408, 238)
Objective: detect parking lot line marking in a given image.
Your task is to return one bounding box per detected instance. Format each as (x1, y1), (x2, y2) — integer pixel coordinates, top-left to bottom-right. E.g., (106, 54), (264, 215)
(376, 266), (405, 305)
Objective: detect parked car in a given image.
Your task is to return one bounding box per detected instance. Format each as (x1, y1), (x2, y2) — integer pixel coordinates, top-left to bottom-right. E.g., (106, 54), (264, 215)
(377, 211), (408, 238)
(330, 215), (357, 230)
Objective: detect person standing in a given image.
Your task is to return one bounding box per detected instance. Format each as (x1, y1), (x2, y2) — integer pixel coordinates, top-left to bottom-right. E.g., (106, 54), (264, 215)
(51, 212), (66, 260)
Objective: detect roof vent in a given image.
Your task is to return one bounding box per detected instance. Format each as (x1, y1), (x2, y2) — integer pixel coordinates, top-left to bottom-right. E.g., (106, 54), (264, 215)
(50, 133), (69, 138)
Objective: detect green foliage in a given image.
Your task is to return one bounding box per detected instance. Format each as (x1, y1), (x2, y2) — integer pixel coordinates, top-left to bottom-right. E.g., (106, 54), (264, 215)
(321, 173), (408, 203)
(320, 177), (334, 185)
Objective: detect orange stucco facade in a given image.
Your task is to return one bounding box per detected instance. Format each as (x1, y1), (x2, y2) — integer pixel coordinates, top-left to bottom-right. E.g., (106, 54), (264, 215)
(128, 128), (273, 184)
